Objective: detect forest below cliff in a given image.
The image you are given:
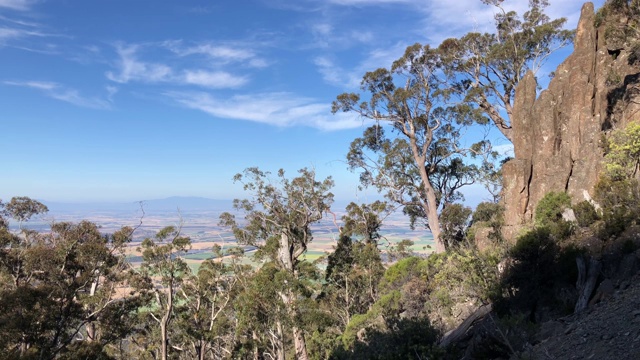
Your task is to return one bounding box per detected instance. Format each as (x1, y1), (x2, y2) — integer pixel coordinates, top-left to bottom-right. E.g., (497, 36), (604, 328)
(2, 0), (640, 359)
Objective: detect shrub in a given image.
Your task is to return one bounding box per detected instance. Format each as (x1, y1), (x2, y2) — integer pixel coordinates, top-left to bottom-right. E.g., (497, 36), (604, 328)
(604, 122), (640, 180)
(535, 192), (571, 225)
(535, 192), (574, 240)
(472, 202), (503, 224)
(594, 176), (639, 239)
(573, 200), (600, 228)
(440, 204), (472, 249)
(497, 227), (582, 319)
(468, 202), (505, 245)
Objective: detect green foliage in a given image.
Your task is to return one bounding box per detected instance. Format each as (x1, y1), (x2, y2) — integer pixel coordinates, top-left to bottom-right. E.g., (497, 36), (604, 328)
(338, 287), (443, 360)
(220, 167), (335, 359)
(594, 163), (640, 239)
(0, 217), (138, 359)
(425, 248), (502, 317)
(441, 0), (573, 142)
(535, 191), (574, 240)
(334, 42), (486, 251)
(496, 227), (583, 320)
(439, 203), (472, 248)
(596, 0), (640, 44)
(472, 201), (504, 224)
(4, 196), (48, 222)
(573, 200), (600, 228)
(324, 234), (384, 325)
(469, 202), (505, 244)
(535, 191), (571, 225)
(604, 122), (640, 180)
(379, 256), (427, 291)
(341, 201), (389, 244)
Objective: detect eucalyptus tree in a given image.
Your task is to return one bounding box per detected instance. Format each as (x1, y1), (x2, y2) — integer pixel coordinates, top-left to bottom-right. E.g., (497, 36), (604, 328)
(135, 225), (192, 360)
(440, 0), (574, 142)
(0, 216), (137, 359)
(2, 196), (48, 228)
(333, 44), (486, 253)
(174, 246), (248, 360)
(220, 167), (334, 360)
(323, 202), (387, 328)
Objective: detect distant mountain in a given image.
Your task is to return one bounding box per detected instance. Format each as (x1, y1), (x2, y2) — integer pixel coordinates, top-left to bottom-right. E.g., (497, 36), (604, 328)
(44, 197), (233, 214)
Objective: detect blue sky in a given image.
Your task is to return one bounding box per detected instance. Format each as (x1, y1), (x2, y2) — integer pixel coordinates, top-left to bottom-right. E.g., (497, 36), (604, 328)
(0, 0), (604, 204)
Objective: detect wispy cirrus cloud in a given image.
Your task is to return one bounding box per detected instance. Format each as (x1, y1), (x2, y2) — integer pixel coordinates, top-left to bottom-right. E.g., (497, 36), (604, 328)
(0, 0), (37, 11)
(166, 91), (364, 131)
(313, 0), (597, 89)
(106, 44), (173, 83)
(327, 0), (412, 5)
(4, 80), (112, 109)
(314, 56), (361, 88)
(182, 70), (248, 88)
(163, 40), (269, 68)
(0, 8), (59, 49)
(314, 41), (409, 89)
(106, 43), (251, 89)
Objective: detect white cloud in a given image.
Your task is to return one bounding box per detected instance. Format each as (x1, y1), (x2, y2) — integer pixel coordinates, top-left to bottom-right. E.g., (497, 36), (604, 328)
(106, 44), (173, 83)
(163, 40), (268, 68)
(0, 0), (36, 11)
(328, 0), (412, 5)
(165, 40), (254, 61)
(0, 26), (47, 43)
(312, 23), (332, 36)
(5, 80), (55, 90)
(420, 0), (602, 45)
(314, 42), (408, 89)
(314, 56), (361, 88)
(182, 70), (248, 88)
(106, 85), (118, 101)
(106, 43), (251, 89)
(0, 27), (21, 40)
(166, 91), (365, 131)
(4, 80), (112, 109)
(307, 21), (375, 50)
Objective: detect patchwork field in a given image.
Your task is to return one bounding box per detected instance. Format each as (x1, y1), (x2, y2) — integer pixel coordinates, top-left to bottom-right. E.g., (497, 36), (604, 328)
(38, 207), (435, 271)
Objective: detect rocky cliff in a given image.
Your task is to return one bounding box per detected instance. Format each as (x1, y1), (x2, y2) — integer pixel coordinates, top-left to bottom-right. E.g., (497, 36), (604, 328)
(502, 1), (640, 236)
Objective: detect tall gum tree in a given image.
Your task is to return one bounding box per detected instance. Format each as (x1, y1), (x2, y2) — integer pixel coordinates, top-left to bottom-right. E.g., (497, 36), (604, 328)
(136, 225), (191, 360)
(220, 167), (334, 360)
(440, 0), (574, 142)
(333, 44), (487, 253)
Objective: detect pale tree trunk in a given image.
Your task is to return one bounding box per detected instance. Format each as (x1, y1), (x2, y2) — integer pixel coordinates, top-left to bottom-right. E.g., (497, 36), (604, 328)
(415, 146), (444, 253)
(279, 291), (310, 360)
(160, 286), (173, 360)
(252, 331), (260, 360)
(276, 319), (285, 360)
(278, 232), (294, 271)
(424, 182), (444, 253)
(407, 126), (445, 253)
(292, 326), (309, 360)
(277, 231), (311, 358)
(196, 341), (206, 360)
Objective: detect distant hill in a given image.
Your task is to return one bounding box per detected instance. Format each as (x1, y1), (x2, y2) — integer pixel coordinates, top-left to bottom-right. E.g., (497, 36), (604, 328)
(44, 197), (233, 214)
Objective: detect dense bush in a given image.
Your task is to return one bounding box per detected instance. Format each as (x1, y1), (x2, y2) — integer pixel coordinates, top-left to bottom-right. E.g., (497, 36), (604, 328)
(496, 227), (582, 320)
(535, 192), (571, 225)
(535, 192), (574, 240)
(439, 204), (473, 249)
(572, 200), (600, 228)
